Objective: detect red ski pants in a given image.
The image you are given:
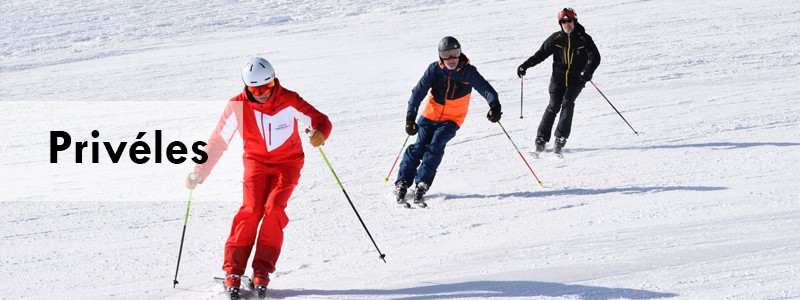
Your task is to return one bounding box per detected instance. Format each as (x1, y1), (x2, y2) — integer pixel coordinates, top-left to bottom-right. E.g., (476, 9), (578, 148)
(222, 161), (300, 275)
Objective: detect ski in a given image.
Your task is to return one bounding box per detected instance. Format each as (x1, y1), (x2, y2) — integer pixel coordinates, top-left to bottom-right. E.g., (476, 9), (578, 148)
(245, 277), (268, 299)
(535, 140), (545, 153)
(412, 185), (428, 208)
(393, 183), (432, 208)
(226, 286), (241, 300)
(394, 187), (412, 208)
(553, 149), (563, 158)
(530, 147), (564, 159)
(414, 199), (428, 208)
(214, 276), (253, 300)
(553, 147), (565, 159)
(394, 196), (423, 208)
(398, 200), (411, 208)
(531, 143), (545, 159)
(553, 138), (566, 158)
(251, 285), (268, 299)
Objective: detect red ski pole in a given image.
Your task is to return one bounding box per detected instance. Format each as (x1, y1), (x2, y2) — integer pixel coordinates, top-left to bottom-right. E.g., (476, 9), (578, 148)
(384, 135), (410, 183)
(498, 122), (543, 187)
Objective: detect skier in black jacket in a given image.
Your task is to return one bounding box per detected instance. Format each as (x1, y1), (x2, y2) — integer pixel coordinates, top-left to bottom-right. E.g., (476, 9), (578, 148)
(517, 7), (601, 154)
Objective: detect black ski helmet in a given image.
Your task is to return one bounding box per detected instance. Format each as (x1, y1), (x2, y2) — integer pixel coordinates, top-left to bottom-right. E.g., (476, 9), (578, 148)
(438, 36), (461, 52)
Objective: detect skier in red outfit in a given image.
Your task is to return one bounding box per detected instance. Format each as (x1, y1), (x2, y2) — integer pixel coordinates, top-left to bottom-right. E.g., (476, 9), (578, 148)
(185, 57), (331, 298)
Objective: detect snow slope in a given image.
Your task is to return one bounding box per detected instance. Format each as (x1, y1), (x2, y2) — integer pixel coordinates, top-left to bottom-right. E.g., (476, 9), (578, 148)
(2, 1), (799, 299)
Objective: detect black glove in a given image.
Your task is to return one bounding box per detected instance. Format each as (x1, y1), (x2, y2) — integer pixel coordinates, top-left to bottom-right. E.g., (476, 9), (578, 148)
(487, 103), (502, 123)
(517, 64), (528, 78)
(405, 116), (418, 135)
(580, 72), (593, 83)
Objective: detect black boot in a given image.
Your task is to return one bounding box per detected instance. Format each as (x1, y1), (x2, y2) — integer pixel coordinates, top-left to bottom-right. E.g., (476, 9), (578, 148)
(535, 137), (546, 152)
(395, 181), (409, 204)
(414, 182), (429, 207)
(554, 137), (567, 154)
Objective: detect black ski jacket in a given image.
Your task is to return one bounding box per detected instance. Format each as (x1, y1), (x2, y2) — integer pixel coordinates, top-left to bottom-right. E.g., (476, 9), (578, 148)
(521, 22), (601, 87)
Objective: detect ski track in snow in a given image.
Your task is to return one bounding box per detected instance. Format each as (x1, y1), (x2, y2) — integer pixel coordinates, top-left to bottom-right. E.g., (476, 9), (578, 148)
(2, 1), (800, 299)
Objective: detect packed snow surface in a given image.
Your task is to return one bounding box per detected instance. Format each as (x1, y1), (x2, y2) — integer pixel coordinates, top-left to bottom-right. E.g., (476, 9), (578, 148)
(1, 1), (799, 299)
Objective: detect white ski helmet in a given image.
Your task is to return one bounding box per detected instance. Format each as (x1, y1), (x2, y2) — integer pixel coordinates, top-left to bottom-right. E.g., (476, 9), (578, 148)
(241, 57), (275, 87)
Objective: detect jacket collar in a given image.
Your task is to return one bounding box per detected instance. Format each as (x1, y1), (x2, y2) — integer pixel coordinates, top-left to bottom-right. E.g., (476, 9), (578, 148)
(560, 21), (586, 35)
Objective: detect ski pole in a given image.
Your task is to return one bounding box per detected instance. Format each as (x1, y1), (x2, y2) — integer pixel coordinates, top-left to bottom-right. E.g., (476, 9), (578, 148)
(520, 77), (524, 119)
(172, 185), (195, 288)
(384, 135), (410, 183)
(589, 81), (639, 135)
(497, 122), (543, 187)
(307, 130), (387, 263)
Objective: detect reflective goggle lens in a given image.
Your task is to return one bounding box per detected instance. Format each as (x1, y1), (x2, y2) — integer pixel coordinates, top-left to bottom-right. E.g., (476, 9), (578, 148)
(439, 49), (461, 60)
(247, 81), (275, 96)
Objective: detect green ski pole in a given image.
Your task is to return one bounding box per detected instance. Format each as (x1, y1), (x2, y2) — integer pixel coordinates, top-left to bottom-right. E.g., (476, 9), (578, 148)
(173, 176), (196, 288)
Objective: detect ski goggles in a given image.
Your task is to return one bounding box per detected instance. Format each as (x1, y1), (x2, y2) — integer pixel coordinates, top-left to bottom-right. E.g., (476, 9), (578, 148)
(439, 48), (461, 60)
(247, 81), (275, 96)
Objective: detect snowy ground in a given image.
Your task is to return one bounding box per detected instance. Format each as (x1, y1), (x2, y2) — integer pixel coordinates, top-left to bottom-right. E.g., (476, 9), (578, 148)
(2, 1), (800, 299)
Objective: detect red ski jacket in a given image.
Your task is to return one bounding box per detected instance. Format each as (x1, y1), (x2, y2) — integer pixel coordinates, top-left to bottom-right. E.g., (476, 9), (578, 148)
(194, 79), (332, 182)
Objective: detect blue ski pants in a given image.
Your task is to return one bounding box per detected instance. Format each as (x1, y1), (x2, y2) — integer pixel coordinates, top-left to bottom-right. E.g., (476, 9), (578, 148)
(396, 117), (459, 188)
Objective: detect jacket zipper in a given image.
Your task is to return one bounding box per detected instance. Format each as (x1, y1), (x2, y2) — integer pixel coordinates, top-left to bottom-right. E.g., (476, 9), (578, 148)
(440, 73), (451, 121)
(565, 33), (572, 87)
(450, 80), (457, 99)
(258, 112), (265, 144)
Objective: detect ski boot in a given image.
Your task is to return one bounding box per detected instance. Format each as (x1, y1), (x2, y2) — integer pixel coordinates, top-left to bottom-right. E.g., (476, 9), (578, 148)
(250, 270), (269, 299)
(554, 137), (567, 156)
(535, 136), (546, 153)
(414, 182), (429, 208)
(223, 273), (242, 300)
(395, 181), (411, 208)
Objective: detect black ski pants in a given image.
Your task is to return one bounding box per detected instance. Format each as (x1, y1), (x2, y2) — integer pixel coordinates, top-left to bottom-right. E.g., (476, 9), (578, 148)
(537, 79), (585, 142)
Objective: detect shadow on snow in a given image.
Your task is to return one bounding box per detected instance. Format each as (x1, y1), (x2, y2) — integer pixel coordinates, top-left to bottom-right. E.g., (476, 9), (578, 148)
(267, 280), (678, 299)
(438, 185), (727, 200)
(571, 141), (800, 152)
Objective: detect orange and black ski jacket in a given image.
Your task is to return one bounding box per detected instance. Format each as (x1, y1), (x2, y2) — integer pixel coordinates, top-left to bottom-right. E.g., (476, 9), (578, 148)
(521, 22), (601, 87)
(407, 54), (499, 127)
